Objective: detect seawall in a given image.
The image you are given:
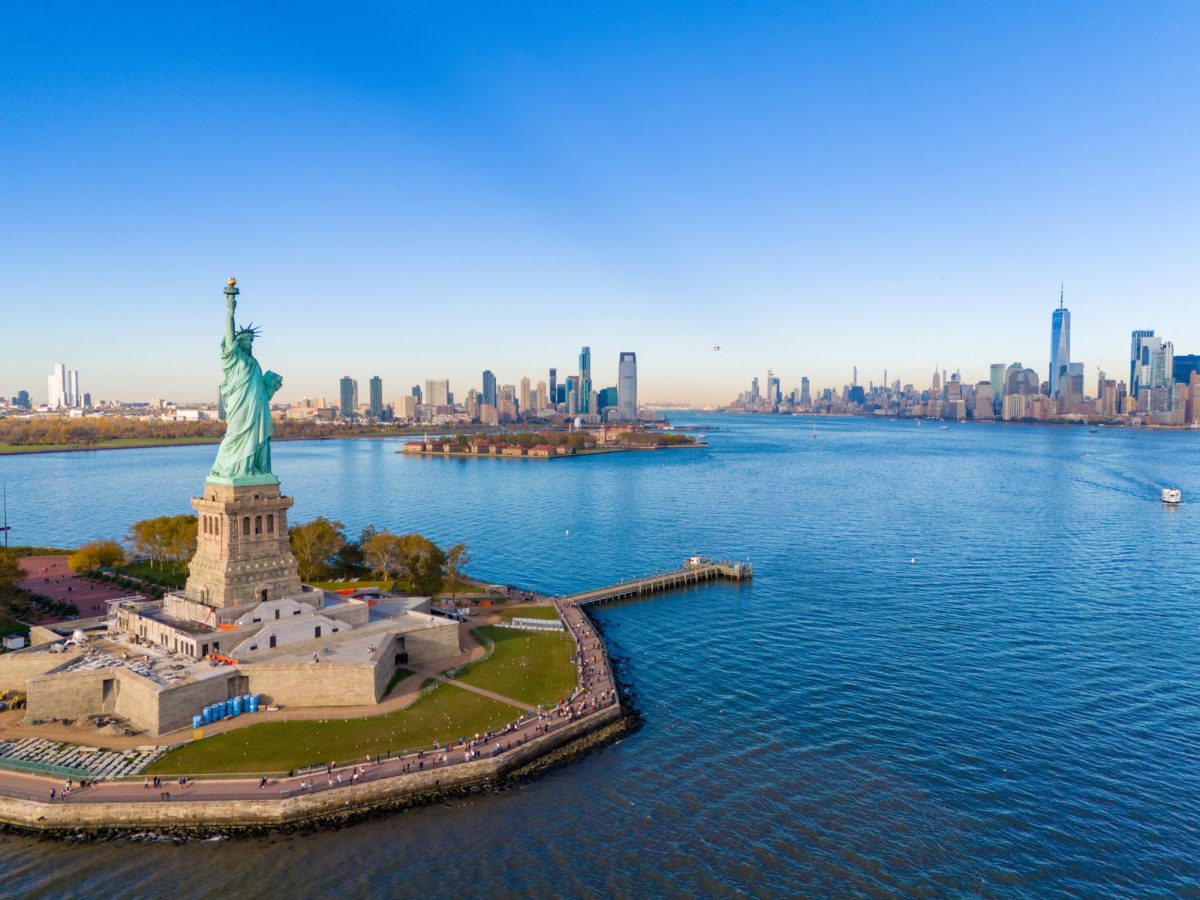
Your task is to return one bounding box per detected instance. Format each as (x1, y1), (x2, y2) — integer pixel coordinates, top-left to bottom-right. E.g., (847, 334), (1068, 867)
(0, 705), (626, 835)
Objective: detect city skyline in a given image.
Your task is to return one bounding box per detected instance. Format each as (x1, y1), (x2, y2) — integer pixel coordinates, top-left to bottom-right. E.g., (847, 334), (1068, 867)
(11, 289), (1191, 412)
(1, 5), (1197, 405)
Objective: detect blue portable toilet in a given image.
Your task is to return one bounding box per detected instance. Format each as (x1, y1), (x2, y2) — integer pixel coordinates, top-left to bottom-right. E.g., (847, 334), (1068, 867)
(214, 703), (224, 721)
(202, 706), (212, 725)
(232, 696), (243, 716)
(225, 698), (235, 717)
(248, 694), (259, 713)
(192, 714), (203, 729)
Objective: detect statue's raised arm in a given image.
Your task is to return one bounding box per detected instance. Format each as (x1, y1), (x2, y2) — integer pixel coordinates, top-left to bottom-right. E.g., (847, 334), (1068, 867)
(210, 278), (278, 484)
(224, 279), (237, 350)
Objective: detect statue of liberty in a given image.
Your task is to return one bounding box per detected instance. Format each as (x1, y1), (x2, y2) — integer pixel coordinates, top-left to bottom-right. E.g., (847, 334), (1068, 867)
(210, 278), (283, 482)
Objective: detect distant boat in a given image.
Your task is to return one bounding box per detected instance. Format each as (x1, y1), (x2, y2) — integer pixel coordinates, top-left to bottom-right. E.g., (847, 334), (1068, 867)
(938, 425), (949, 431)
(811, 422), (817, 439)
(1162, 488), (1182, 505)
(1089, 428), (1099, 433)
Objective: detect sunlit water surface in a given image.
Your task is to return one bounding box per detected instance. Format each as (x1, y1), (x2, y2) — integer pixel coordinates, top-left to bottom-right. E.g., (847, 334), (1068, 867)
(1, 415), (1198, 897)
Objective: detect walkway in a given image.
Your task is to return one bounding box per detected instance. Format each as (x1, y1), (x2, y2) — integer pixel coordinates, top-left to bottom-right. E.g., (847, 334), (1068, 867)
(18, 555), (140, 621)
(0, 597), (620, 813)
(414, 670), (537, 712)
(564, 558), (751, 607)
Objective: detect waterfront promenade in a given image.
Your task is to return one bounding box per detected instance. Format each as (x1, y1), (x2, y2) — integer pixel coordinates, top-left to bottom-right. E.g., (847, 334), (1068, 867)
(0, 588), (623, 830)
(0, 554), (750, 830)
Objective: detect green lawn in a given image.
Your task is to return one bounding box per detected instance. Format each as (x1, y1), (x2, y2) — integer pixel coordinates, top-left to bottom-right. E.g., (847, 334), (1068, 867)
(456, 626), (576, 708)
(498, 605), (561, 621)
(0, 436), (220, 455)
(118, 559), (188, 587)
(146, 683), (522, 775)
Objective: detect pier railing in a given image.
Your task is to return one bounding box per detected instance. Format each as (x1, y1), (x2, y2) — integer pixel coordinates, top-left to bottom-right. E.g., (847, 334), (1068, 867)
(561, 557), (751, 608)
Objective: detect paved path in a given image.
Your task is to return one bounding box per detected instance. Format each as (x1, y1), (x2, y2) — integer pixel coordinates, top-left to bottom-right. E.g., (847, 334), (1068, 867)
(0, 596), (621, 809)
(414, 669), (537, 712)
(18, 555), (140, 621)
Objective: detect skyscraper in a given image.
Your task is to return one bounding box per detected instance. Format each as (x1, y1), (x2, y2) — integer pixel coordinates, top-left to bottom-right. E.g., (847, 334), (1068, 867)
(46, 363), (79, 408)
(1172, 354), (1200, 385)
(565, 375), (582, 416)
(519, 377), (531, 414)
(989, 363), (1006, 416)
(800, 377), (811, 407)
(766, 373), (781, 406)
(578, 346), (592, 414)
(1049, 287), (1071, 397)
(535, 380), (548, 411)
(482, 370), (497, 408)
(368, 376), (383, 418)
(1130, 330), (1154, 396)
(548, 368), (557, 407)
(424, 379), (450, 407)
(339, 376), (357, 421)
(47, 363), (66, 408)
(617, 352), (637, 421)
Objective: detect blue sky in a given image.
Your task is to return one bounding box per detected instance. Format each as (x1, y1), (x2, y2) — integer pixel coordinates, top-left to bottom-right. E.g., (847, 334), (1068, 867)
(1, 2), (1196, 405)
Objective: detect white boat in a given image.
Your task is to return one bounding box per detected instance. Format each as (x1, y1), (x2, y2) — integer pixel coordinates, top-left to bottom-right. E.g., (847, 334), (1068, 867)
(1162, 487), (1182, 505)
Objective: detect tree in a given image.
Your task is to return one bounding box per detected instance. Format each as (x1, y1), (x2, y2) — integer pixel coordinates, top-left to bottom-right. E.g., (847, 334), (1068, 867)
(0, 550), (22, 593)
(163, 515), (198, 565)
(68, 540), (126, 573)
(396, 534), (446, 596)
(127, 514), (197, 571)
(363, 530), (405, 581)
(289, 517), (346, 581)
(445, 542), (470, 600)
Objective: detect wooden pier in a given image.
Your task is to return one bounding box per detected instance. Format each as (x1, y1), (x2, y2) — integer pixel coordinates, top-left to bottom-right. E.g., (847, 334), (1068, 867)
(562, 556), (752, 608)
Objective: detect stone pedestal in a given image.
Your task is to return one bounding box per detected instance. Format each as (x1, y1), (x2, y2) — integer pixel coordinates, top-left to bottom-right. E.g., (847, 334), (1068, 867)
(185, 478), (303, 608)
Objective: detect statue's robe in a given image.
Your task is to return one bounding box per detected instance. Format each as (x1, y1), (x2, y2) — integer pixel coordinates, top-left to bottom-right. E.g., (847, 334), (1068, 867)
(211, 336), (280, 479)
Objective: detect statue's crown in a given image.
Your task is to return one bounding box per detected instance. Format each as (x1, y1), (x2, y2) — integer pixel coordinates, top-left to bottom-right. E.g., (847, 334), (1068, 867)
(235, 322), (261, 339)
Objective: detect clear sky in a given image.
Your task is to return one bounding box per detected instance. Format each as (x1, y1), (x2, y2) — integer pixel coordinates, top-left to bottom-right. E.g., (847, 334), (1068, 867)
(1, 2), (1196, 406)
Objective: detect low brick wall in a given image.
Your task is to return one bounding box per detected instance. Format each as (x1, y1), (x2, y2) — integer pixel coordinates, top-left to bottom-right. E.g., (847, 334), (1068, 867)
(0, 705), (623, 832)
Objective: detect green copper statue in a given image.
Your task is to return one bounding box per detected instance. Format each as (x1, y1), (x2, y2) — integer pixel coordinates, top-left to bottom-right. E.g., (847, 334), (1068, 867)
(210, 278), (283, 482)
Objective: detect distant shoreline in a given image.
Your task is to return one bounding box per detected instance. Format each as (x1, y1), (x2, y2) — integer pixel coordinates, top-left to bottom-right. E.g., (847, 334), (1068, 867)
(0, 434), (706, 459)
(0, 437), (223, 457)
(716, 411), (1200, 432)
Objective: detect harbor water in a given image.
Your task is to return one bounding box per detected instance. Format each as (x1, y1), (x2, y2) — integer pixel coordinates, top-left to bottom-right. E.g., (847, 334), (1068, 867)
(1, 414), (1198, 896)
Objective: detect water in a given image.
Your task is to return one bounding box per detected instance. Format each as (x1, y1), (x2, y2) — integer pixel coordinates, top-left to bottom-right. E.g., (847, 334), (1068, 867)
(2, 416), (1199, 897)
